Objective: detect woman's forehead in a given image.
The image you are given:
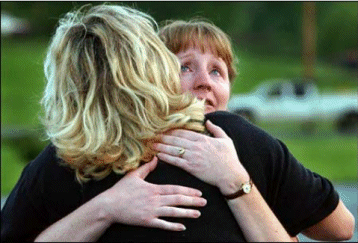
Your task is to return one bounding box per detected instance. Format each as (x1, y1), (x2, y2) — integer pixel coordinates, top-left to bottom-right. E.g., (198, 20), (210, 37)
(179, 40), (221, 57)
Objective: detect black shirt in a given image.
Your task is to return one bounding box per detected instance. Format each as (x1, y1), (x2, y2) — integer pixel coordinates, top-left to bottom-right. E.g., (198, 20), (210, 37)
(1, 111), (339, 242)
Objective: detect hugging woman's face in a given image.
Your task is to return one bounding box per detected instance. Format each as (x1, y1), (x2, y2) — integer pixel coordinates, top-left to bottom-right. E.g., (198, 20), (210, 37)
(177, 47), (231, 114)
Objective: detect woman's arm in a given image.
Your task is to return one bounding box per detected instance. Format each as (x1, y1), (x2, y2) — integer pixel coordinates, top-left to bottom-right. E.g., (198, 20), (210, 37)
(154, 120), (354, 241)
(34, 194), (111, 242)
(35, 157), (207, 242)
(225, 183), (293, 241)
(154, 120), (293, 241)
(301, 199), (355, 241)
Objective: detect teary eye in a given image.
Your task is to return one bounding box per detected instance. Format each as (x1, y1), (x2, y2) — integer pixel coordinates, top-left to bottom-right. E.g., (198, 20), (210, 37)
(181, 65), (190, 72)
(211, 68), (221, 76)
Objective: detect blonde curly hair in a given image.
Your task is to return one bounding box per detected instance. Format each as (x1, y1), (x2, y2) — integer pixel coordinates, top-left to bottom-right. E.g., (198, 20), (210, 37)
(41, 4), (205, 182)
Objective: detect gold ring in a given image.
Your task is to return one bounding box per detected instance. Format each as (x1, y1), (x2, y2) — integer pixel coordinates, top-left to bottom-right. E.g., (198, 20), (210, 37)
(178, 147), (185, 157)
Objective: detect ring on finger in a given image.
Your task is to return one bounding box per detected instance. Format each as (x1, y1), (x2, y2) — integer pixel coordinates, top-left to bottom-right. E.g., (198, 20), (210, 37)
(178, 147), (185, 158)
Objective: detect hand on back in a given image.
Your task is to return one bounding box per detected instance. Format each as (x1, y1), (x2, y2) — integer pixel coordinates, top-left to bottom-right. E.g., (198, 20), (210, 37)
(97, 156), (207, 231)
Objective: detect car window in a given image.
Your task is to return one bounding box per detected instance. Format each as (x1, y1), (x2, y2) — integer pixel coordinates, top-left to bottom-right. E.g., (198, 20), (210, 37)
(294, 83), (306, 97)
(268, 84), (282, 98)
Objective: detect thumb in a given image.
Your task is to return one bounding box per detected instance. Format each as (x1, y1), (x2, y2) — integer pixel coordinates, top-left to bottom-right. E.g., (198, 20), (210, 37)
(132, 156), (158, 179)
(205, 120), (229, 138)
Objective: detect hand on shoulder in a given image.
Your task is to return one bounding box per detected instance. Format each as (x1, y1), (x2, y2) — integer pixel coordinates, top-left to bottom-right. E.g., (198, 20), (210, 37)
(153, 120), (250, 195)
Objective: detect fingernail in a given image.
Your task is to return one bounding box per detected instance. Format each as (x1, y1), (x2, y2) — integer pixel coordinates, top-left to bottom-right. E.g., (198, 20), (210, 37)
(201, 199), (207, 206)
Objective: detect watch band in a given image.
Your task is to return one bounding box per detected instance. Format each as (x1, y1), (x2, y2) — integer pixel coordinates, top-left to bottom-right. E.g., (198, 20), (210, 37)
(224, 179), (253, 200)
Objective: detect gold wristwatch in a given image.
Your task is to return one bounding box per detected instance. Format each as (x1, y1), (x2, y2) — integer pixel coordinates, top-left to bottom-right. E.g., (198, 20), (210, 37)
(224, 179), (253, 200)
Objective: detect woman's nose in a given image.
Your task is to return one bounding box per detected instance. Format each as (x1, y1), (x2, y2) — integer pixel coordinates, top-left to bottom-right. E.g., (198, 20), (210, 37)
(194, 69), (212, 91)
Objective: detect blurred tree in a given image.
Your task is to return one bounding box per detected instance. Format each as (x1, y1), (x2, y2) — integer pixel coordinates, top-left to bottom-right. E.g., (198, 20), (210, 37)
(302, 2), (317, 80)
(317, 2), (358, 56)
(1, 1), (356, 58)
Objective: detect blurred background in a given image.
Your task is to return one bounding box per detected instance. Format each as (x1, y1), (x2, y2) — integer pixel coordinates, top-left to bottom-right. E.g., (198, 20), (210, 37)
(1, 2), (357, 240)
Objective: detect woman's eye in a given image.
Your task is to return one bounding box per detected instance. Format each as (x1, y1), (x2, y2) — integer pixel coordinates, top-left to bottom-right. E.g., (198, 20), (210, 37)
(211, 69), (221, 76)
(181, 65), (190, 72)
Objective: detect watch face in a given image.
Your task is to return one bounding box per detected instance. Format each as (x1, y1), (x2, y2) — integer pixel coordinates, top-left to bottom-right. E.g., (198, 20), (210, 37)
(243, 183), (251, 193)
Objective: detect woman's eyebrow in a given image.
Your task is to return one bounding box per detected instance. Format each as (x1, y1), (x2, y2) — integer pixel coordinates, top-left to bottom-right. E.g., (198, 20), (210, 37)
(210, 58), (226, 67)
(178, 52), (195, 60)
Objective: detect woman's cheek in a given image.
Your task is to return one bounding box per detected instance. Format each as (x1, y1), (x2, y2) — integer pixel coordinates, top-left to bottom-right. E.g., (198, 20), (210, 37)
(179, 75), (194, 92)
(220, 83), (231, 106)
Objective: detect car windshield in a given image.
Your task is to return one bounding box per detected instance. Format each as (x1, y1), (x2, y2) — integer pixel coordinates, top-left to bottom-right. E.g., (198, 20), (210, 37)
(268, 84), (282, 97)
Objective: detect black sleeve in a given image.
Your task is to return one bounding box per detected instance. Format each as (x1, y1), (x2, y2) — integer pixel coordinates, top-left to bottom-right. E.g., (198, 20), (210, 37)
(1, 145), (83, 242)
(269, 139), (339, 236)
(1, 162), (51, 242)
(205, 111), (339, 236)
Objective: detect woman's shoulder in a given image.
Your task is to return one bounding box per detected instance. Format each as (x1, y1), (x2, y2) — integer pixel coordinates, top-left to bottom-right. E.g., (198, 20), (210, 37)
(205, 110), (263, 132)
(205, 110), (245, 122)
(205, 111), (278, 145)
(19, 144), (80, 197)
(24, 144), (83, 207)
(25, 144), (73, 178)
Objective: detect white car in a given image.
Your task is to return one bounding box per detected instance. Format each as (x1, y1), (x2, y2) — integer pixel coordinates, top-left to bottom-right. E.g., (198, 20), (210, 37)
(227, 79), (358, 132)
(1, 12), (31, 36)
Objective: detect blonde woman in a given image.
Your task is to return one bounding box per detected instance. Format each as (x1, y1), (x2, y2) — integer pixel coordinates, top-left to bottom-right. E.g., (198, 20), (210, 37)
(1, 5), (208, 241)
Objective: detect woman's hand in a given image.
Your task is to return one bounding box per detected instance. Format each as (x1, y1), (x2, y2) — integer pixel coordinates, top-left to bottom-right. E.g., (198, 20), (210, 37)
(98, 156), (207, 231)
(153, 120), (250, 195)
(153, 122), (298, 242)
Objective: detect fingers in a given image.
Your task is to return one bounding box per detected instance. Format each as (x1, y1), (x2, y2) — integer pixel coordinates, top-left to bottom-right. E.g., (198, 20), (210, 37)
(158, 134), (193, 149)
(165, 129), (202, 140)
(205, 120), (228, 138)
(159, 194), (207, 207)
(132, 156), (158, 179)
(149, 207), (202, 231)
(164, 121), (227, 140)
(157, 206), (201, 219)
(156, 152), (186, 171)
(158, 183), (202, 197)
(153, 143), (187, 158)
(150, 218), (186, 231)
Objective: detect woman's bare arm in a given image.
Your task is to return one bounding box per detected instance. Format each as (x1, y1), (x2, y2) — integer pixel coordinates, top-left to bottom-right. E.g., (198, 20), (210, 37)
(301, 199), (354, 241)
(35, 157), (207, 242)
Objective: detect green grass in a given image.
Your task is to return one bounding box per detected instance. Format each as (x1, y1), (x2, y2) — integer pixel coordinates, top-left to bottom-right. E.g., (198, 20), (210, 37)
(1, 37), (357, 196)
(1, 37), (48, 126)
(282, 135), (357, 183)
(256, 121), (357, 182)
(1, 36), (49, 196)
(1, 144), (27, 196)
